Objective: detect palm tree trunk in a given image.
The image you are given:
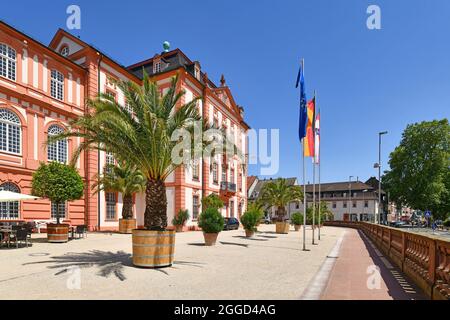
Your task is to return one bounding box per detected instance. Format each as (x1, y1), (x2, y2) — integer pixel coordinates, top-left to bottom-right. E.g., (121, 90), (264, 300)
(277, 206), (285, 222)
(144, 179), (167, 230)
(122, 194), (134, 219)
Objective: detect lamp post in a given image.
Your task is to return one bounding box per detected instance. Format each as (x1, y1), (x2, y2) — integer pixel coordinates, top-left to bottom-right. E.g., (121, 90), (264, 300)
(374, 131), (388, 224)
(349, 175), (354, 221)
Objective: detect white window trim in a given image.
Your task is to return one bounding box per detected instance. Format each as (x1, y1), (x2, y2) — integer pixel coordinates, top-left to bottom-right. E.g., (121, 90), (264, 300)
(0, 109), (22, 156)
(51, 69), (65, 101)
(0, 43), (17, 82)
(47, 125), (68, 164)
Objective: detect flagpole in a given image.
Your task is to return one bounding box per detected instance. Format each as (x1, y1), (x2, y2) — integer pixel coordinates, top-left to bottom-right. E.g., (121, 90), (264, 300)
(302, 137), (307, 251)
(301, 58), (307, 252)
(317, 92), (321, 241)
(312, 90), (316, 245)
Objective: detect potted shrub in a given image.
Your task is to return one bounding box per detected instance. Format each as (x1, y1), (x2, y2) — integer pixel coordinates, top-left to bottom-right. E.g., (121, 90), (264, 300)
(202, 193), (224, 211)
(240, 210), (260, 237)
(50, 73), (235, 267)
(291, 212), (303, 231)
(93, 162), (145, 234)
(172, 209), (190, 232)
(247, 201), (265, 226)
(198, 207), (224, 246)
(31, 162), (84, 243)
(260, 178), (303, 234)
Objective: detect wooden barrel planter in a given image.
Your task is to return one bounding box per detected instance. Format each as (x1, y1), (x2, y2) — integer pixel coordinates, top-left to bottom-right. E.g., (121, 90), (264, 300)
(294, 225), (301, 231)
(276, 222), (290, 234)
(47, 224), (69, 243)
(132, 229), (175, 268)
(119, 218), (136, 234)
(175, 225), (184, 233)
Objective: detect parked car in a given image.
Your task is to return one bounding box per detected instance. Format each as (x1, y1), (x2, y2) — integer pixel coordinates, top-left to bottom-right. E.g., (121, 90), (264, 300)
(223, 217), (240, 231)
(392, 221), (407, 228)
(261, 216), (271, 224)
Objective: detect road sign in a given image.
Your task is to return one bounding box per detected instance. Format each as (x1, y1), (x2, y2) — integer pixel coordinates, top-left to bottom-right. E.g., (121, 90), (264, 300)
(425, 211), (431, 218)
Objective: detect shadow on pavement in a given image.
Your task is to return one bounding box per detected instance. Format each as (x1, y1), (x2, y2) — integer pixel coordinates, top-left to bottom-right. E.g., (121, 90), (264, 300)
(23, 250), (207, 280)
(357, 230), (428, 300)
(24, 250), (132, 281)
(232, 236), (269, 241)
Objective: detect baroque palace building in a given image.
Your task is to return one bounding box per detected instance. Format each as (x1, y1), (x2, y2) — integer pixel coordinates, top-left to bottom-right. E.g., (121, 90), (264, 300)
(0, 21), (250, 230)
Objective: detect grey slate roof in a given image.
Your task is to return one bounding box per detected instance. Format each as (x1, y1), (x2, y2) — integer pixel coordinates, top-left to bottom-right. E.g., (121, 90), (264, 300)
(248, 177), (298, 200)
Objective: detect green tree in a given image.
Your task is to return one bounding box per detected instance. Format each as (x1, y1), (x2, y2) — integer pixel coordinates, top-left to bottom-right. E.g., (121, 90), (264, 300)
(31, 162), (84, 224)
(201, 193), (224, 211)
(383, 119), (450, 220)
(247, 200), (265, 220)
(260, 179), (303, 222)
(306, 201), (333, 224)
(92, 162), (146, 219)
(49, 73), (235, 230)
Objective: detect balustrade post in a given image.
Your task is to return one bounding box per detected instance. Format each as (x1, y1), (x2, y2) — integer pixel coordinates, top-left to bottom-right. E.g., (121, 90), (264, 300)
(429, 240), (436, 286)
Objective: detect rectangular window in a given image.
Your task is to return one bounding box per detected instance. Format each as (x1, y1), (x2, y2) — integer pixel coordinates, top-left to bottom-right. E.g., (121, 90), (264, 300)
(230, 168), (235, 183)
(343, 202), (347, 209)
(51, 202), (66, 220)
(192, 161), (199, 181)
(153, 61), (161, 74)
(192, 195), (199, 220)
(105, 192), (116, 220)
(365, 201), (369, 208)
(0, 44), (16, 81)
(332, 202), (337, 209)
(51, 70), (64, 101)
(105, 152), (115, 174)
(212, 163), (218, 184)
(0, 201), (19, 219)
(353, 201), (357, 208)
(222, 165), (227, 182)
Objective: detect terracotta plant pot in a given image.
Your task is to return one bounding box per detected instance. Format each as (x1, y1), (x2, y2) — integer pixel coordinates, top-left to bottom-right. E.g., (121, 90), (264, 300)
(294, 224), (301, 231)
(132, 229), (175, 268)
(276, 222), (290, 234)
(245, 229), (255, 238)
(175, 225), (184, 233)
(119, 218), (136, 234)
(203, 232), (219, 246)
(47, 223), (69, 243)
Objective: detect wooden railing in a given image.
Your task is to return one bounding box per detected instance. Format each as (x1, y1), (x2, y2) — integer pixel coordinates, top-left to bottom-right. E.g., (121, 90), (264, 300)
(324, 221), (450, 300)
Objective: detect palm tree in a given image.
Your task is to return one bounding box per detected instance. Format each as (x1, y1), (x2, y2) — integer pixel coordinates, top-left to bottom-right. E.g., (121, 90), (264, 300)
(92, 162), (146, 219)
(260, 179), (303, 222)
(49, 72), (234, 230)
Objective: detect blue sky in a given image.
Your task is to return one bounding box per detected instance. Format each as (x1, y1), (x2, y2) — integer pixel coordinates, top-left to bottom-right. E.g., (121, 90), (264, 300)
(2, 0), (449, 183)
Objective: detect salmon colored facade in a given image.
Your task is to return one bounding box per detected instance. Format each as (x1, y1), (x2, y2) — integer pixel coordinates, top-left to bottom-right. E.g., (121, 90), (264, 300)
(0, 21), (249, 230)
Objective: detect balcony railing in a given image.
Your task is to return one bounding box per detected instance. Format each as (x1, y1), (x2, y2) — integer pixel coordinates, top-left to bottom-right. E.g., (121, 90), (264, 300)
(220, 182), (237, 193)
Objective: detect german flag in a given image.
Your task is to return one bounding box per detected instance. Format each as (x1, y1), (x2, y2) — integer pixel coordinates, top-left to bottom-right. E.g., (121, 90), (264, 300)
(304, 97), (315, 157)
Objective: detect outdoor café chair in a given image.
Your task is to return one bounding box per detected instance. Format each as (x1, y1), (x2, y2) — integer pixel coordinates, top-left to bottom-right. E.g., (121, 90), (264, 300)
(75, 225), (87, 239)
(10, 229), (30, 248)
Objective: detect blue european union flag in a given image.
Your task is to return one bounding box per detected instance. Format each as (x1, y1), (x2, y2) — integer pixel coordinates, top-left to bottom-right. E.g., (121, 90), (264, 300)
(296, 63), (307, 141)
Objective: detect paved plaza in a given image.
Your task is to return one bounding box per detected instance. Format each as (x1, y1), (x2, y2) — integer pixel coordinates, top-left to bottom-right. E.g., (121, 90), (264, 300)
(0, 225), (345, 300)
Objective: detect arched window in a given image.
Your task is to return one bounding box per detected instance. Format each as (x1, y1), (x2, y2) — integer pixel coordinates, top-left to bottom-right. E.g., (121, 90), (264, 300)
(0, 43), (16, 81)
(51, 69), (64, 100)
(0, 108), (21, 154)
(0, 182), (20, 220)
(47, 125), (67, 163)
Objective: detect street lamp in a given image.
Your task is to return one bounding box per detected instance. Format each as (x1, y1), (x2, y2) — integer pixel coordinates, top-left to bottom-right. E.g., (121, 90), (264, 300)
(374, 131), (388, 224)
(349, 176), (354, 221)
